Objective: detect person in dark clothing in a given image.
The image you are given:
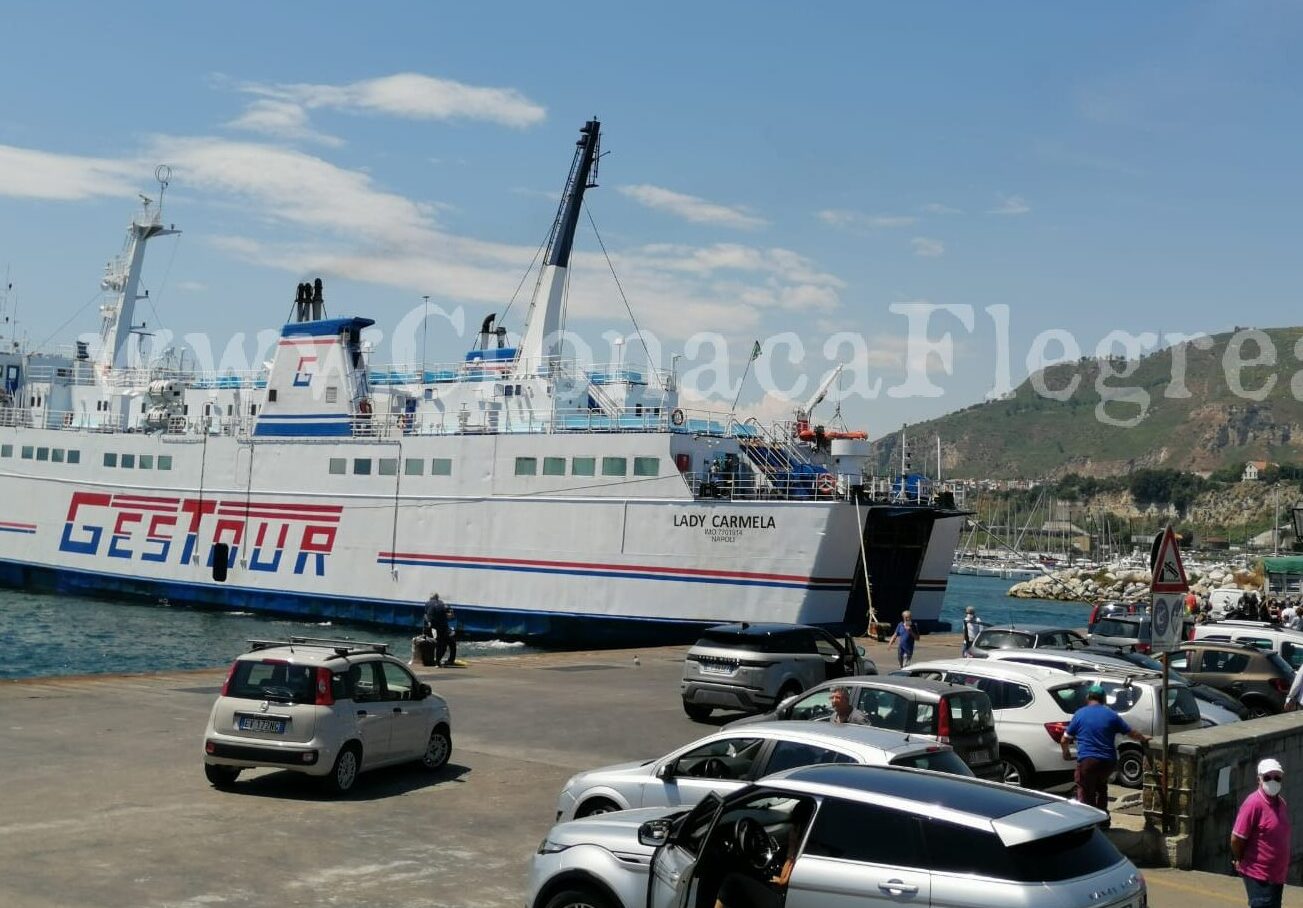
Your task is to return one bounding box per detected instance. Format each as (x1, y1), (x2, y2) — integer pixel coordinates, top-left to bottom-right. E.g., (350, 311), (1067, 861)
(442, 604), (458, 666)
(423, 594), (451, 666)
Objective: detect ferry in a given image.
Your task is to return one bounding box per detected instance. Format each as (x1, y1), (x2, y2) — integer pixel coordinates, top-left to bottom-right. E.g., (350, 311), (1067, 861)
(0, 119), (964, 645)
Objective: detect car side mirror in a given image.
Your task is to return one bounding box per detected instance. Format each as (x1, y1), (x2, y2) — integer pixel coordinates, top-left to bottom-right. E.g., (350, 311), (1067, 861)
(856, 645), (866, 657)
(656, 762), (675, 780)
(638, 819), (672, 848)
(777, 695), (799, 718)
(416, 683), (432, 700)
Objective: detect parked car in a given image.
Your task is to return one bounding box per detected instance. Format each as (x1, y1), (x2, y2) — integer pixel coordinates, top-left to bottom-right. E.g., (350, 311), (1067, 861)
(528, 764), (1146, 908)
(1167, 640), (1295, 717)
(1070, 645), (1250, 719)
(203, 637), (452, 794)
(1045, 671), (1202, 786)
(554, 720), (970, 822)
(968, 624), (1090, 658)
(1087, 613), (1195, 654)
(680, 623), (874, 720)
(985, 646), (1248, 722)
(728, 675), (1002, 780)
(893, 659), (1082, 788)
(1193, 620), (1303, 670)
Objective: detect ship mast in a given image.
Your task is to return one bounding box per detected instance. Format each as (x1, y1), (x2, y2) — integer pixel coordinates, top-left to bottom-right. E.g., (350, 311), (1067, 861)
(514, 118), (601, 375)
(97, 165), (179, 372)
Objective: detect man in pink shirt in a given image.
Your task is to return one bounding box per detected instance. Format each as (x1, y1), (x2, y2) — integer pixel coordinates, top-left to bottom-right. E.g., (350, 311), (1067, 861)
(1231, 757), (1292, 908)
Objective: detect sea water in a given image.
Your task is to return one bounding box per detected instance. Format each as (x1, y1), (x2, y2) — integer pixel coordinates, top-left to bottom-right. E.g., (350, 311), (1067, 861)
(0, 573), (1088, 680)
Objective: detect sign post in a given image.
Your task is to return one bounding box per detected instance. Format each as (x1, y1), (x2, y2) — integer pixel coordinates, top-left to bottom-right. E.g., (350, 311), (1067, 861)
(1149, 526), (1190, 832)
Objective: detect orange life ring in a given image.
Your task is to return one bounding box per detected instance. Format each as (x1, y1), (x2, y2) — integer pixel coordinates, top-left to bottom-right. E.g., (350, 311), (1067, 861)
(670, 408), (685, 426)
(817, 473), (836, 495)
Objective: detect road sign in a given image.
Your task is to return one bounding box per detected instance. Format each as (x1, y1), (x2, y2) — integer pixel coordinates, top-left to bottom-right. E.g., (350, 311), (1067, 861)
(1151, 592), (1187, 653)
(1150, 527), (1189, 594)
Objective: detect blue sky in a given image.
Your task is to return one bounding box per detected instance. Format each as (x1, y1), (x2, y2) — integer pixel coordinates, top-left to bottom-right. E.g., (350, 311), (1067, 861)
(0, 1), (1299, 436)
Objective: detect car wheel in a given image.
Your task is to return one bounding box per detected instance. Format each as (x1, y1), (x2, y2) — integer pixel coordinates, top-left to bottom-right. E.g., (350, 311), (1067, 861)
(777, 681), (803, 703)
(543, 887), (615, 908)
(204, 763), (239, 789)
(1116, 748), (1145, 788)
(1000, 750), (1034, 788)
(421, 724), (452, 772)
(683, 701), (713, 722)
(1244, 699), (1275, 719)
(575, 797), (620, 818)
(325, 743), (361, 795)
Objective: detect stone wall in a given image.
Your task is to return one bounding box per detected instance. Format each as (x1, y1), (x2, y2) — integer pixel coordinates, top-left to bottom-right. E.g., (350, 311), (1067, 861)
(1141, 714), (1303, 883)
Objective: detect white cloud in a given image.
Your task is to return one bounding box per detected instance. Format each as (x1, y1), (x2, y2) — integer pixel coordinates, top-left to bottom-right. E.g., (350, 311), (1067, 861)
(816, 209), (916, 229)
(922, 202), (963, 215)
(226, 99), (344, 147)
(0, 145), (139, 200)
(0, 135), (846, 343)
(619, 184), (767, 230)
(911, 237), (945, 257)
(988, 193), (1031, 215)
(240, 73), (546, 128)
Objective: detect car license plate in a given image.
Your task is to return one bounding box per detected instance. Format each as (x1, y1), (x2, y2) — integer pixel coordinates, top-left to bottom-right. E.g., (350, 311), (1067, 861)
(700, 663), (732, 675)
(238, 715), (286, 734)
(967, 749), (991, 765)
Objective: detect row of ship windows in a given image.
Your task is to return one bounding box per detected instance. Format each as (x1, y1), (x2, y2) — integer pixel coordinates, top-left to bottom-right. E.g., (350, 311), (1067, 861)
(329, 457), (453, 477)
(1, 444), (82, 464)
(103, 453), (174, 471)
(515, 456), (660, 477)
(322, 455), (662, 479)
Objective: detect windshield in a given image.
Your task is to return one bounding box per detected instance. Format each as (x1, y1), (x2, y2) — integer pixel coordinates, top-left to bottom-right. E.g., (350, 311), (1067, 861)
(226, 659), (317, 703)
(1092, 618), (1142, 638)
(890, 749), (974, 776)
(946, 692), (995, 734)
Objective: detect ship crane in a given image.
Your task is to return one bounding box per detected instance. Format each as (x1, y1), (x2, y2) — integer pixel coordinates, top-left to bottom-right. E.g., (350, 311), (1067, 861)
(794, 364), (866, 444)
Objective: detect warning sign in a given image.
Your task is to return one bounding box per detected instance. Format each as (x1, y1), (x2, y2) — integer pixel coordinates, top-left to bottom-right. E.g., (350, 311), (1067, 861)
(1150, 527), (1189, 594)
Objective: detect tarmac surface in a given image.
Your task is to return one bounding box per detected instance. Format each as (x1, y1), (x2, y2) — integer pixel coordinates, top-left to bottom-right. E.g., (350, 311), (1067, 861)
(2, 632), (1296, 907)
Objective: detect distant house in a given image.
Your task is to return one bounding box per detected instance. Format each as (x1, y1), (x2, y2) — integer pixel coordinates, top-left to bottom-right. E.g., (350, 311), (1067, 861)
(1243, 460), (1271, 481)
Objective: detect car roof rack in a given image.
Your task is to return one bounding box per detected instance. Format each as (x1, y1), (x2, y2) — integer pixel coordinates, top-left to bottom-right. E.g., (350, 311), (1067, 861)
(247, 636), (390, 657)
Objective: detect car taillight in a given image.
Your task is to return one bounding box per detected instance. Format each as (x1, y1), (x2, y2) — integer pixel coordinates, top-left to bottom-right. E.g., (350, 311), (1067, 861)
(220, 662), (238, 696)
(1270, 677), (1289, 693)
(1137, 642), (1152, 654)
(1044, 721), (1069, 743)
(937, 697), (952, 743)
(315, 667), (334, 706)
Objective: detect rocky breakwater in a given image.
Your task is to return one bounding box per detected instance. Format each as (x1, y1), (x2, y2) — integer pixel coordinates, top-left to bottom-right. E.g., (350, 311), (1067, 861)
(1008, 564), (1261, 603)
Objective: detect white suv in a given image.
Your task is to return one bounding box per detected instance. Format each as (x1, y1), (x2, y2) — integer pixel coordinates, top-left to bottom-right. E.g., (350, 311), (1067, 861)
(894, 659), (1081, 788)
(203, 637), (452, 794)
(1194, 620), (1303, 671)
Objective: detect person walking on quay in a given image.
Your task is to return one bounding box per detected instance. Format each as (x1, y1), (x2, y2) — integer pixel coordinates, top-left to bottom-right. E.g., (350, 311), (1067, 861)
(1231, 758), (1292, 908)
(961, 606), (982, 657)
(1059, 685), (1150, 825)
(888, 611), (918, 669)
(442, 603), (459, 667)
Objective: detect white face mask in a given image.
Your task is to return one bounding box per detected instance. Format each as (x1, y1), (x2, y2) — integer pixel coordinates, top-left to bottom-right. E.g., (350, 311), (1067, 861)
(1263, 780), (1283, 797)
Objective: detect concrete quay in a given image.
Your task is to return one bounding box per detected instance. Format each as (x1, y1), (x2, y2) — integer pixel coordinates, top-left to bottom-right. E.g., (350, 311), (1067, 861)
(1, 633), (1292, 907)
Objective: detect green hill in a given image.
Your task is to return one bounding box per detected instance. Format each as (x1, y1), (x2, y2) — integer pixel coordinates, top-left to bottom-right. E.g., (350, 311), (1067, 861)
(873, 327), (1303, 479)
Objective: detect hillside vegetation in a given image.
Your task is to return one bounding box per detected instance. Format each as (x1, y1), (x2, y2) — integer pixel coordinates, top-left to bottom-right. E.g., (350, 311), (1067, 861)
(873, 327), (1303, 479)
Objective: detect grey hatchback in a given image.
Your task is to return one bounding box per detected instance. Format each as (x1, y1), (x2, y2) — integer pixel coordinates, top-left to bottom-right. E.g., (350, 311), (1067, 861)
(730, 676), (1002, 781)
(970, 624), (1090, 657)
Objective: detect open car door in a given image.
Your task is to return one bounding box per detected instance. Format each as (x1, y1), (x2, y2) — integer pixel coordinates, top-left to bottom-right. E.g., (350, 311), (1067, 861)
(647, 792), (724, 908)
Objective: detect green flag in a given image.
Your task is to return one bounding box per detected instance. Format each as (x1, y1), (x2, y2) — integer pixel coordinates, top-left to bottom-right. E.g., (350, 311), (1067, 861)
(750, 340), (762, 361)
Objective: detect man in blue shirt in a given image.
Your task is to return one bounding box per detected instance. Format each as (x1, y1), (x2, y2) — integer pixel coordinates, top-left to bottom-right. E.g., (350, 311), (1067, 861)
(1060, 685), (1150, 824)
